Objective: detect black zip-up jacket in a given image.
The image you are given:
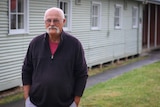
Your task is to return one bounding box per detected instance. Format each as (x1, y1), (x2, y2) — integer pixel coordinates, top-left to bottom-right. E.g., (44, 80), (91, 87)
(22, 31), (88, 107)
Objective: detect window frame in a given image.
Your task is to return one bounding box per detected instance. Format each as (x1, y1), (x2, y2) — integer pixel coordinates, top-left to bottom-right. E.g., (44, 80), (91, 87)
(132, 6), (138, 29)
(91, 1), (101, 30)
(114, 4), (123, 29)
(58, 0), (72, 31)
(8, 0), (29, 35)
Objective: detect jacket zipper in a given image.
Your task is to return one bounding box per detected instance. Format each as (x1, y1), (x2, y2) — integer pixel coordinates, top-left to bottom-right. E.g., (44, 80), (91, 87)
(51, 55), (54, 59)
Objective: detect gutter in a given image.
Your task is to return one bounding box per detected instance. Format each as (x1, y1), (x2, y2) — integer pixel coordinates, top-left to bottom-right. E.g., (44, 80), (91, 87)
(135, 0), (160, 4)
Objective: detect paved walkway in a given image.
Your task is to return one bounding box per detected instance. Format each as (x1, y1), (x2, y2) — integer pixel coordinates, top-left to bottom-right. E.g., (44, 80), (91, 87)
(1, 49), (160, 107)
(86, 49), (160, 88)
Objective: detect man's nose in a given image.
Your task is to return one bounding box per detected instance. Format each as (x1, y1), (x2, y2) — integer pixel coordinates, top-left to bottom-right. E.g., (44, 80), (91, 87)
(50, 21), (55, 25)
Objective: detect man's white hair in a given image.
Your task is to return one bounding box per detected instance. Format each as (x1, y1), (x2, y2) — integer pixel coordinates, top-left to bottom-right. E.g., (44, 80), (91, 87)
(44, 7), (65, 20)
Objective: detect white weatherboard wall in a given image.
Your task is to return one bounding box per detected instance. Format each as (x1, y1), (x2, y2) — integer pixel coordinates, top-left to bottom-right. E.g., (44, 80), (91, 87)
(0, 0), (142, 91)
(0, 1), (23, 91)
(71, 0), (142, 67)
(0, 0), (58, 91)
(71, 0), (113, 66)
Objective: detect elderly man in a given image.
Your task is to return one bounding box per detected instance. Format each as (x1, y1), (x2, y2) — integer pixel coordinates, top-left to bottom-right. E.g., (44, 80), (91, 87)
(22, 7), (88, 107)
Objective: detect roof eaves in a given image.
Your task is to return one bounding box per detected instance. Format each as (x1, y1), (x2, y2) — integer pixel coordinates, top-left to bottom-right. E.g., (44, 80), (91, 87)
(135, 0), (160, 4)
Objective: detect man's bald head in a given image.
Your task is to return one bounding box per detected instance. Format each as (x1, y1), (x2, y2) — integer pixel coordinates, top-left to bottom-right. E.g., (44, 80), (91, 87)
(44, 7), (65, 21)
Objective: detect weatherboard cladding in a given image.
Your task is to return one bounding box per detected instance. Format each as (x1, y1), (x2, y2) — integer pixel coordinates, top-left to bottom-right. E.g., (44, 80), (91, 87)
(0, 0), (142, 91)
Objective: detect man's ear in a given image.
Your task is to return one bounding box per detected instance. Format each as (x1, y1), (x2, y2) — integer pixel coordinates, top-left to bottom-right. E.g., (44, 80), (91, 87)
(63, 19), (66, 24)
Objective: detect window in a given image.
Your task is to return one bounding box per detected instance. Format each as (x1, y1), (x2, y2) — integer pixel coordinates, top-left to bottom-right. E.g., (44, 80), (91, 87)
(9, 0), (28, 34)
(114, 4), (122, 29)
(91, 2), (101, 30)
(58, 0), (72, 31)
(132, 6), (138, 28)
(75, 0), (81, 5)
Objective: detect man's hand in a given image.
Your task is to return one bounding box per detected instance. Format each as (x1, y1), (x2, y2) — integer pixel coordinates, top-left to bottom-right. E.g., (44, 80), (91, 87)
(74, 96), (81, 107)
(23, 85), (31, 100)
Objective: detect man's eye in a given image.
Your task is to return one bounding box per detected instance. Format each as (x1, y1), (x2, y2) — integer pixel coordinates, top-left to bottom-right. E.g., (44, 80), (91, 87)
(47, 19), (51, 22)
(45, 19), (60, 24)
(54, 20), (59, 23)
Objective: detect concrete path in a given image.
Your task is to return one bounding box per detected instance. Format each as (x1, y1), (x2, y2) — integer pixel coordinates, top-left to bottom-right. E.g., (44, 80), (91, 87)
(1, 49), (160, 107)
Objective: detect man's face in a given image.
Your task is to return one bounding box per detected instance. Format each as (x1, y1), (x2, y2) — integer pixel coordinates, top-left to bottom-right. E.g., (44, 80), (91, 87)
(44, 10), (65, 35)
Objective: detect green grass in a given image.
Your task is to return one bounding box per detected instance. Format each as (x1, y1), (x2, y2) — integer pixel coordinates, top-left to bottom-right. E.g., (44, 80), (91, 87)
(80, 61), (160, 107)
(0, 92), (23, 105)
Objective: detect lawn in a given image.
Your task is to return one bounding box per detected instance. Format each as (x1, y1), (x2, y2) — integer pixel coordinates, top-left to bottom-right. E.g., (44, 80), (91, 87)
(80, 61), (160, 107)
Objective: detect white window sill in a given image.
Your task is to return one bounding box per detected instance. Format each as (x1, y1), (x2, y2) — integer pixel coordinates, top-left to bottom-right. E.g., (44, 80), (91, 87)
(132, 26), (138, 29)
(8, 29), (29, 35)
(8, 32), (29, 36)
(91, 27), (101, 31)
(114, 26), (122, 30)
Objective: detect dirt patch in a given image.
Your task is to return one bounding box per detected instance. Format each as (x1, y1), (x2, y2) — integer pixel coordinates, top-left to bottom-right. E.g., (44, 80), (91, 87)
(0, 87), (23, 99)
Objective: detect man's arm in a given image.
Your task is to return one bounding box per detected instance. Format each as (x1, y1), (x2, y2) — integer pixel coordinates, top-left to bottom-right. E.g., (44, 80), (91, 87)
(23, 85), (31, 100)
(22, 43), (33, 100)
(74, 41), (88, 107)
